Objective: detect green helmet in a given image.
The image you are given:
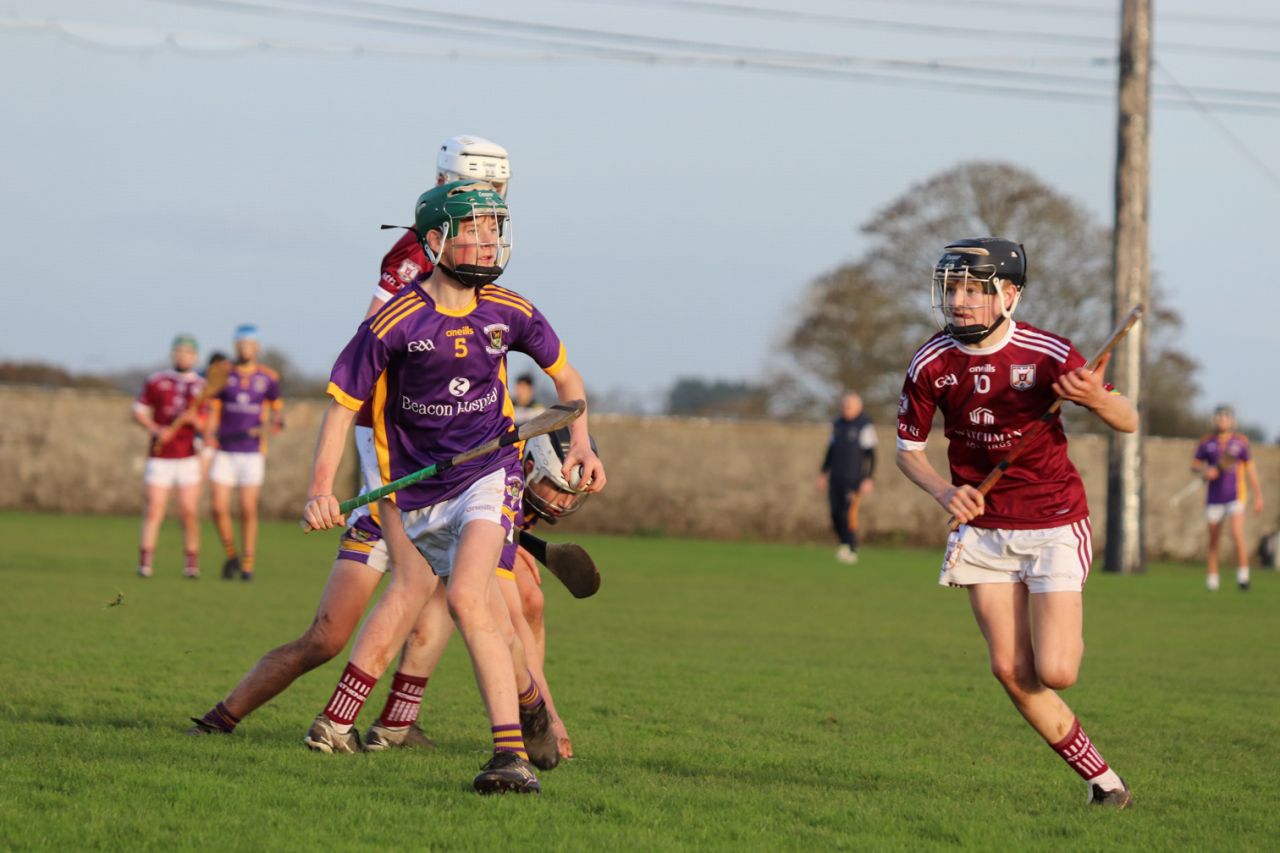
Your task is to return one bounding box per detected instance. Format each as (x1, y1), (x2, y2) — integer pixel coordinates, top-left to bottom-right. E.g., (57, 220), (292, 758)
(414, 180), (511, 287)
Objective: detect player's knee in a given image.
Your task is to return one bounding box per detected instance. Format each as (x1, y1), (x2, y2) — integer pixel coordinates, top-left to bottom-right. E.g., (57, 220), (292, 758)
(989, 659), (1037, 693)
(1036, 662), (1078, 691)
(445, 586), (487, 626)
(300, 623), (348, 663)
(520, 585), (544, 622)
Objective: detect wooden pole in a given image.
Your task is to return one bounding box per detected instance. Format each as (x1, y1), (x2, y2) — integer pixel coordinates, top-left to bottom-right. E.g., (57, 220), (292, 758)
(1105, 0), (1152, 574)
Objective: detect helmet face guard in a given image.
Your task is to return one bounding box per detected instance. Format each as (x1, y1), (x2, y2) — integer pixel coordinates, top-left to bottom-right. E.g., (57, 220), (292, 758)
(415, 181), (512, 288)
(521, 429), (597, 522)
(931, 238), (1026, 345)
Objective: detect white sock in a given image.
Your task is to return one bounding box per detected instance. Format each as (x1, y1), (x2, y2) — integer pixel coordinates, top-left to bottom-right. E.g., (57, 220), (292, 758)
(1088, 768), (1124, 791)
(1237, 566), (1250, 584)
(1207, 573), (1220, 591)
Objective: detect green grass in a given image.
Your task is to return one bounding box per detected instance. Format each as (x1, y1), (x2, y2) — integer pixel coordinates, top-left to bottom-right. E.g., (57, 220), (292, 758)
(0, 511), (1277, 851)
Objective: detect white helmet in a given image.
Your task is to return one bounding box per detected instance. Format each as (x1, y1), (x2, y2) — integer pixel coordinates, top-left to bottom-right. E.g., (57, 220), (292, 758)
(522, 428), (597, 522)
(437, 135), (511, 196)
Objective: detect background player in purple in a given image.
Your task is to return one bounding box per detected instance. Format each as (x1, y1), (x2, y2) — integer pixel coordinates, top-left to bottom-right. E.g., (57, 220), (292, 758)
(132, 335), (205, 579)
(187, 135), (513, 744)
(206, 324), (284, 581)
(1192, 405), (1264, 591)
(302, 181), (604, 794)
(895, 238), (1138, 808)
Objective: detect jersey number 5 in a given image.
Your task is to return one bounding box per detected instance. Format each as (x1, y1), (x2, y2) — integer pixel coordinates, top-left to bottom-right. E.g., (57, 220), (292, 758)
(454, 338), (468, 358)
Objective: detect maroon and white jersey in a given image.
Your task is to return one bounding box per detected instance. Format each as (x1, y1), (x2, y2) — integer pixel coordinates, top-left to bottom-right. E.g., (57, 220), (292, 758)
(896, 321), (1091, 530)
(373, 230), (433, 305)
(358, 231), (436, 429)
(134, 369), (205, 459)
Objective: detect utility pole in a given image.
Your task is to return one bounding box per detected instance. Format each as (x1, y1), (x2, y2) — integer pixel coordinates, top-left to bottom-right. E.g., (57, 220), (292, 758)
(1106, 0), (1151, 574)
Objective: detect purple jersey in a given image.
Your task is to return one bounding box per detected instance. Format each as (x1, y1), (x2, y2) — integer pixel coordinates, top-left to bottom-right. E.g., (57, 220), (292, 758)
(327, 282), (566, 511)
(1194, 432), (1252, 505)
(214, 365), (282, 453)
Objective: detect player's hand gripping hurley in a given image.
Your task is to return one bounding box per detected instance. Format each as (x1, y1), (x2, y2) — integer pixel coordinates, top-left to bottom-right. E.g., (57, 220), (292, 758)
(946, 306), (1144, 531)
(301, 399), (586, 532)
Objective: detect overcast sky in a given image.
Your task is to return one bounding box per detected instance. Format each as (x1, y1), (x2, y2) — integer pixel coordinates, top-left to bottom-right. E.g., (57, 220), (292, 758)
(3, 0), (1278, 435)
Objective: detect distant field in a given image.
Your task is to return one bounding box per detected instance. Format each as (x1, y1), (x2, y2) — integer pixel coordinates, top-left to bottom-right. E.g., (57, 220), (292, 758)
(0, 511), (1277, 851)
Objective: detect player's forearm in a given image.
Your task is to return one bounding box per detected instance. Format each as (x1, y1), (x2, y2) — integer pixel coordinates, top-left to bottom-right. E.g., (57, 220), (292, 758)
(896, 448), (951, 503)
(308, 401), (357, 496)
(132, 409), (159, 435)
(549, 362), (591, 446)
(1088, 392), (1138, 433)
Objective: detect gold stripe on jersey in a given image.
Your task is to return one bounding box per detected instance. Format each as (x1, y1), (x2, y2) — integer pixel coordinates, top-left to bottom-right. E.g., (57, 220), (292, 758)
(495, 567), (516, 580)
(543, 343), (568, 377)
(369, 290), (423, 332)
(327, 382), (364, 412)
(480, 285), (533, 312)
(479, 293), (533, 318)
(371, 293), (425, 337)
(375, 301), (427, 340)
(371, 371), (395, 505)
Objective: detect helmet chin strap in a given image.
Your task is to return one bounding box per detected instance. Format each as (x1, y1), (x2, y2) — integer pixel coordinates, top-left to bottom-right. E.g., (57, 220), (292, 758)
(438, 262), (503, 288)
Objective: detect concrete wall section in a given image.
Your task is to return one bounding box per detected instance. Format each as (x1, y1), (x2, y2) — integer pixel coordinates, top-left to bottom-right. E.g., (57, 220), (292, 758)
(2, 388), (1276, 561)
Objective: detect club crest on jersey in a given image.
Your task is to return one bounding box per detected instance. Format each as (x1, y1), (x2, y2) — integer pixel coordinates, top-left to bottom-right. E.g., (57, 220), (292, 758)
(1010, 364), (1036, 391)
(396, 260), (422, 283)
(483, 323), (510, 355)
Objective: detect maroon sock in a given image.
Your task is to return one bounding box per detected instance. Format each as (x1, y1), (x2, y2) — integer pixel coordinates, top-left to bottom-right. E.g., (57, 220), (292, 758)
(376, 671), (427, 727)
(199, 702), (240, 733)
(184, 550), (199, 572)
(139, 548), (153, 571)
(1050, 717), (1110, 780)
(323, 662), (376, 727)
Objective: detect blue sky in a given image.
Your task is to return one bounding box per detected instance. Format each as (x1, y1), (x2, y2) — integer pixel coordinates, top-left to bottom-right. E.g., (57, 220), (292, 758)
(3, 0), (1278, 434)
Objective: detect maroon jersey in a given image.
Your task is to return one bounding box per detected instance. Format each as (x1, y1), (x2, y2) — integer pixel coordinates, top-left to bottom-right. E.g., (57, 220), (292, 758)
(896, 322), (1090, 529)
(134, 369), (205, 459)
(374, 230), (433, 305)
(358, 231), (436, 428)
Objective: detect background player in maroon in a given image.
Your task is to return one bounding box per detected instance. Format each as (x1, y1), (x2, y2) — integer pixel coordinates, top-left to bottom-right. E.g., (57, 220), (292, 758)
(895, 238), (1138, 808)
(132, 335), (205, 579)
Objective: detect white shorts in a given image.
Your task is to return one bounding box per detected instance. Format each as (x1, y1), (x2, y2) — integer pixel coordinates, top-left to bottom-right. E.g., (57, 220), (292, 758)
(1205, 501), (1243, 524)
(144, 456), (201, 488)
(939, 520), (1093, 594)
(346, 426), (383, 528)
(209, 451), (266, 487)
(399, 468), (515, 579)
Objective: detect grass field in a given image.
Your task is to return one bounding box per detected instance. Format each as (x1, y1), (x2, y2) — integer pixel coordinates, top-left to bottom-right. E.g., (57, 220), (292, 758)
(1, 511), (1277, 851)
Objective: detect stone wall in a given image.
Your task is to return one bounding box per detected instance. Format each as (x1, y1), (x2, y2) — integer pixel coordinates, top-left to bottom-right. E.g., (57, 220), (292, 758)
(3, 386), (1276, 561)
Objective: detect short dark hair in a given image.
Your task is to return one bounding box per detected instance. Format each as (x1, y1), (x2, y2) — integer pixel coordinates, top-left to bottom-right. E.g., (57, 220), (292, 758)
(516, 373), (535, 386)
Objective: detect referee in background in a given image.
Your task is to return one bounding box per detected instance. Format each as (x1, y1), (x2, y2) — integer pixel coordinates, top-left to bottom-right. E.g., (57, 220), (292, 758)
(817, 391), (877, 564)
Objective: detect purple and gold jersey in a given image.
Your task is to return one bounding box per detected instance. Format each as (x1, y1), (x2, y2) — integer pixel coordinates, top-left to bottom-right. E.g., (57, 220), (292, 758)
(327, 282), (566, 511)
(214, 365), (282, 453)
(1194, 432), (1252, 505)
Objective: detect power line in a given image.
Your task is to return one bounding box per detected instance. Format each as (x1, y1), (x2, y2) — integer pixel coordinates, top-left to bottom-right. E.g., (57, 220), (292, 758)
(148, 0), (1280, 114)
(568, 0), (1280, 58)
(1155, 60), (1280, 193)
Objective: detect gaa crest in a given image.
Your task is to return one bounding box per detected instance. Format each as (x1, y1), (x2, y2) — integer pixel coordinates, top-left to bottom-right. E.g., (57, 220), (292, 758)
(483, 322), (510, 355)
(1010, 364), (1036, 391)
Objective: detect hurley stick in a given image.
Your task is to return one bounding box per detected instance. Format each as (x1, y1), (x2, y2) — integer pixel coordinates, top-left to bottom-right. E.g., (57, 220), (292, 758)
(302, 399), (585, 532)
